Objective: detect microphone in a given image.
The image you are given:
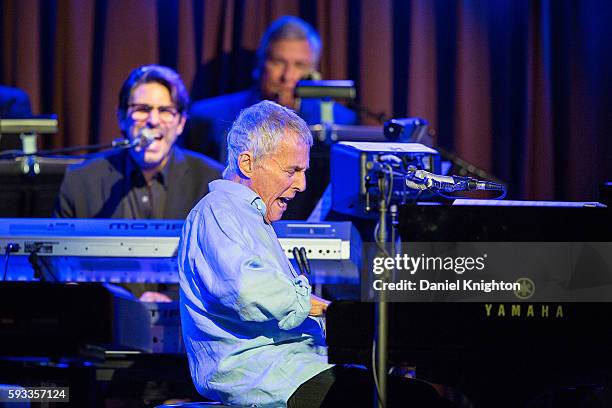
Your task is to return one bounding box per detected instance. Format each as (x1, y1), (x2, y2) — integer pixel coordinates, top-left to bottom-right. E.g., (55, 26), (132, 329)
(292, 247), (306, 276)
(299, 247), (311, 276)
(132, 128), (160, 148)
(406, 166), (504, 192)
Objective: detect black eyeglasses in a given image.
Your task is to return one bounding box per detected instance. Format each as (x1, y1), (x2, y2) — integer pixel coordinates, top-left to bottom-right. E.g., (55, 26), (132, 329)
(127, 103), (179, 123)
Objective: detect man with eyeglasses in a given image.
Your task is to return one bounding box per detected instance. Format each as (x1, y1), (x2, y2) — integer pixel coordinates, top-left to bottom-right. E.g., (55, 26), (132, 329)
(55, 64), (222, 220)
(54, 66), (222, 302)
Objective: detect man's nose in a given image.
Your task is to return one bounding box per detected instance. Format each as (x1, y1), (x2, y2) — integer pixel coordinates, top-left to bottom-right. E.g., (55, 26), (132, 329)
(281, 64), (302, 84)
(147, 108), (161, 126)
(294, 171), (307, 193)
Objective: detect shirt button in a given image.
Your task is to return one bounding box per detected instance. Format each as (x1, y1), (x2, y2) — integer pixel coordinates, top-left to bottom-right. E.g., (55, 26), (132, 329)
(142, 195), (149, 203)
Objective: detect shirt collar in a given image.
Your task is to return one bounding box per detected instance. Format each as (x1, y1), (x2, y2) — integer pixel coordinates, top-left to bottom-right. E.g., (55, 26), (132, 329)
(209, 179), (267, 220)
(127, 147), (175, 187)
(157, 148), (175, 187)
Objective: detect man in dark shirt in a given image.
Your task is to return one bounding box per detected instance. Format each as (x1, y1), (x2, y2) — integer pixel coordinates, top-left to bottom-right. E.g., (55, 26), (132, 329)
(54, 65), (222, 219)
(54, 65), (222, 301)
(185, 16), (357, 220)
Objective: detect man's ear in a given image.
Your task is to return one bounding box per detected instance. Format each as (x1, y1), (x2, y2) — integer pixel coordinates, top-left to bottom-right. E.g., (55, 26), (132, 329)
(118, 119), (129, 139)
(176, 114), (187, 136)
(237, 151), (255, 178)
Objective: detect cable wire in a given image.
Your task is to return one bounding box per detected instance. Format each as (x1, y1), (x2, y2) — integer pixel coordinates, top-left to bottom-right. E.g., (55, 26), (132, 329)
(371, 339), (387, 408)
(3, 243), (17, 281)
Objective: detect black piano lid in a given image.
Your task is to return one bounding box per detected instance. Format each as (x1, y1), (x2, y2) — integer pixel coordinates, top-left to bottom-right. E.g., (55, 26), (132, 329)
(398, 203), (610, 242)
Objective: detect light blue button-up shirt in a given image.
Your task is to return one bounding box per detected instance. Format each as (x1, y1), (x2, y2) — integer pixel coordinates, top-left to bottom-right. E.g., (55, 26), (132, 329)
(179, 179), (332, 407)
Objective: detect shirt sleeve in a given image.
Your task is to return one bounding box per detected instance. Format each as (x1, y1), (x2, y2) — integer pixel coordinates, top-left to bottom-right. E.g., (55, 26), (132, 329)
(180, 201), (312, 331)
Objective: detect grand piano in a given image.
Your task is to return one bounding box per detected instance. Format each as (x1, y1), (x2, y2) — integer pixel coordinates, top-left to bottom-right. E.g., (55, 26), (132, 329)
(326, 200), (612, 407)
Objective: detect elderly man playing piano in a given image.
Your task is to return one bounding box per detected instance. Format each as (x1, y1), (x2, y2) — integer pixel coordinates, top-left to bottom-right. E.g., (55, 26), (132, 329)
(178, 100), (448, 407)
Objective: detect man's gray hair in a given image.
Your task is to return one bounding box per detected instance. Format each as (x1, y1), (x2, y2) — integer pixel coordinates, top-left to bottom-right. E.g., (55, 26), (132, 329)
(223, 100), (313, 178)
(253, 15), (322, 81)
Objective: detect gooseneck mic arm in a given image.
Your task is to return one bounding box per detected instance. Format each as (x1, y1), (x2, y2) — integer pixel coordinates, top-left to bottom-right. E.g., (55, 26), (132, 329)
(0, 128), (158, 159)
(0, 139), (130, 159)
(405, 166), (505, 192)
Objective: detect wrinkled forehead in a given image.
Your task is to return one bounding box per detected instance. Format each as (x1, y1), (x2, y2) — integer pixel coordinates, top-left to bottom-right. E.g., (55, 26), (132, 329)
(277, 133), (310, 163)
(257, 129), (306, 153)
(266, 39), (317, 64)
(282, 127), (312, 148)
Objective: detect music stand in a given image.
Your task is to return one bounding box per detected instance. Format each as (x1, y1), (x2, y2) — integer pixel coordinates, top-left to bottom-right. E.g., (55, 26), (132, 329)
(0, 115), (59, 175)
(296, 79), (356, 127)
(310, 124), (387, 143)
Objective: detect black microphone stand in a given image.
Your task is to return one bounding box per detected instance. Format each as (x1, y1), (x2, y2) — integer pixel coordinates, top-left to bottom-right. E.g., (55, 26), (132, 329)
(0, 138), (133, 159)
(374, 170), (389, 408)
(368, 165), (404, 408)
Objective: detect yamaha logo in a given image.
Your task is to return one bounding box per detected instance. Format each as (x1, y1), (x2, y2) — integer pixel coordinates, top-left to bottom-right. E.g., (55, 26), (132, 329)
(514, 277), (535, 300)
(484, 303), (564, 319)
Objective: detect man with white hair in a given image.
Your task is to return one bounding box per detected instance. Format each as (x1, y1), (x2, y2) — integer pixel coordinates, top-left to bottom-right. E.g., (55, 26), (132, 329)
(179, 101), (448, 407)
(186, 16), (356, 164)
(184, 16), (357, 220)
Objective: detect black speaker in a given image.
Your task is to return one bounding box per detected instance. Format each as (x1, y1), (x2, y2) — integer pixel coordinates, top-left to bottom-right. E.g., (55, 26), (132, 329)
(0, 158), (75, 217)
